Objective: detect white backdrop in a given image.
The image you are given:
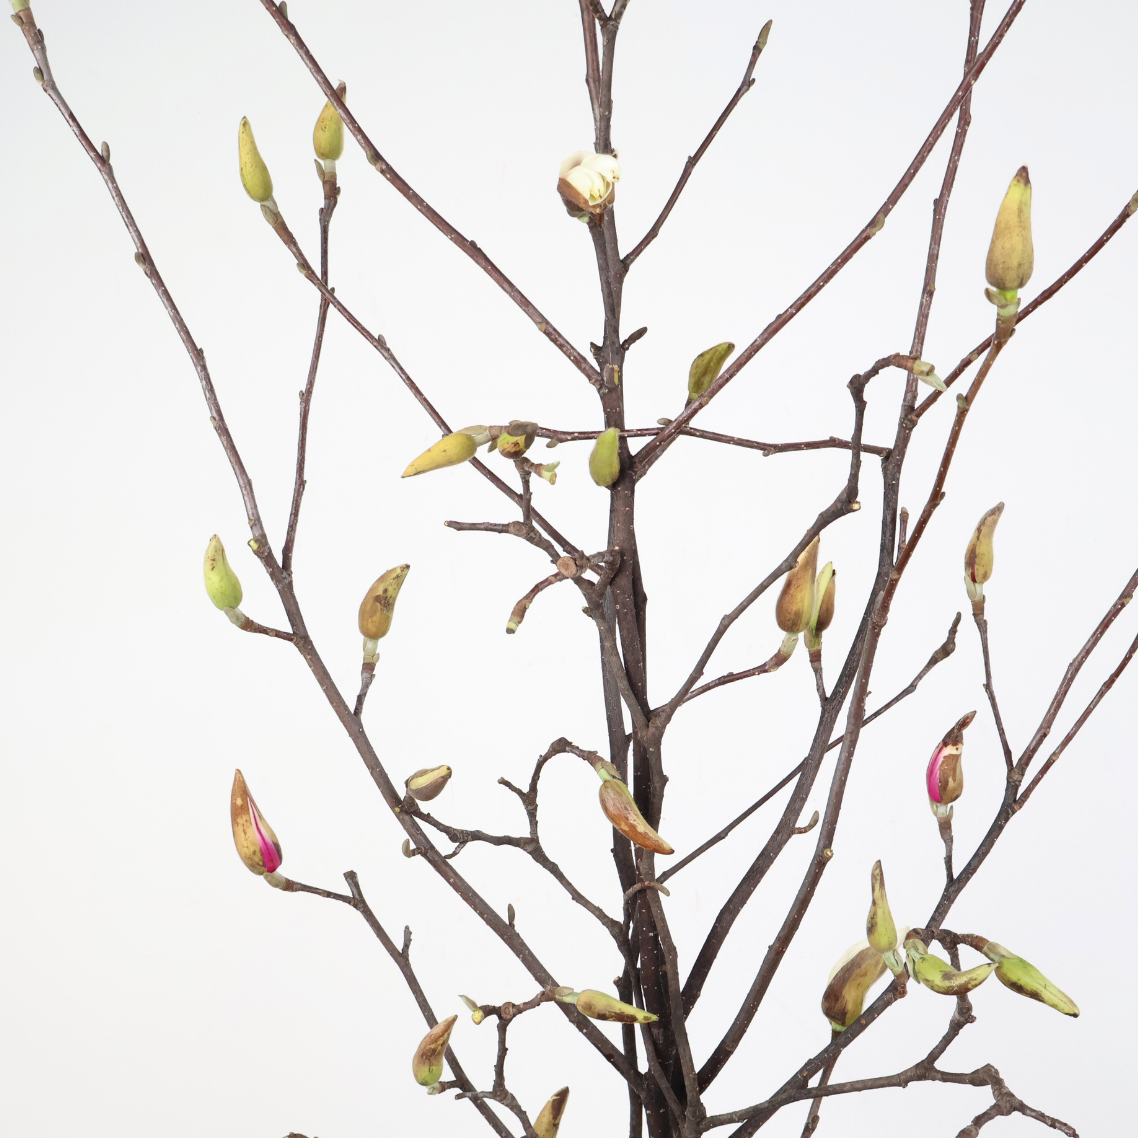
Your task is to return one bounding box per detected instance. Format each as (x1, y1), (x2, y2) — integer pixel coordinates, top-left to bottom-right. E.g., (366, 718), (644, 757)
(2, 1), (1135, 1135)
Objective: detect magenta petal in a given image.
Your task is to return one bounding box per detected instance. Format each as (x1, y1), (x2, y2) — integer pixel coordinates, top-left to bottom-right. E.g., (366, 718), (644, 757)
(250, 804), (283, 873)
(926, 746), (944, 803)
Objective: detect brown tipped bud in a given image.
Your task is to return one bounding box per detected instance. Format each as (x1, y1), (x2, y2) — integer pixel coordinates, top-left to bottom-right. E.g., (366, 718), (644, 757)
(687, 342), (735, 402)
(986, 167), (1033, 292)
(980, 941), (1079, 1017)
(926, 711), (975, 818)
(775, 537), (820, 634)
(905, 937), (995, 995)
(821, 941), (887, 1032)
(358, 564), (410, 641)
(964, 503), (1004, 604)
(597, 771), (673, 855)
(496, 420), (538, 459)
(412, 1015), (457, 1086)
(569, 989), (657, 1023)
(534, 1087), (570, 1138)
(230, 769), (283, 876)
(405, 765), (452, 802)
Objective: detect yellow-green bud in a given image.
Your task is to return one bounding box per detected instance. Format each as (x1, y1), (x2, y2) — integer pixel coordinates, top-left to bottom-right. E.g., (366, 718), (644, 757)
(536, 461), (559, 485)
(412, 1015), (457, 1086)
(866, 861), (900, 970)
(534, 1087), (570, 1138)
(805, 562), (835, 651)
(204, 534), (243, 611)
(496, 420), (538, 459)
(556, 988), (657, 1024)
(12, 1), (31, 12)
(358, 564), (410, 645)
(905, 936), (995, 995)
(589, 427), (621, 487)
(687, 342), (735, 403)
(775, 537), (819, 634)
(405, 764), (452, 802)
(238, 117), (274, 206)
(313, 83), (346, 162)
(986, 166), (1033, 292)
(596, 764), (673, 855)
(980, 941), (1079, 1017)
(459, 994), (486, 1025)
(821, 940), (887, 1032)
(964, 502), (1004, 605)
(402, 429), (484, 477)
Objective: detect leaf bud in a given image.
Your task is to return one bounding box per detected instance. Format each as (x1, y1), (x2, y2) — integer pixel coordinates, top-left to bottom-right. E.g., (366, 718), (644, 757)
(904, 935), (995, 995)
(978, 940), (1079, 1017)
(405, 764), (452, 802)
(596, 765), (673, 855)
(964, 502), (1004, 605)
(866, 860), (899, 968)
(402, 429), (483, 477)
(230, 769), (283, 876)
(986, 166), (1033, 292)
(589, 427), (621, 487)
(204, 534), (243, 613)
(821, 940), (887, 1032)
(911, 359), (947, 392)
(496, 420), (538, 459)
(534, 1087), (570, 1138)
(459, 994), (486, 1025)
(556, 988), (657, 1024)
(412, 1015), (457, 1087)
(775, 537), (820, 634)
(536, 461), (559, 485)
(313, 82), (346, 164)
(358, 564), (410, 654)
(238, 117), (276, 208)
(687, 342), (735, 403)
(926, 711), (975, 818)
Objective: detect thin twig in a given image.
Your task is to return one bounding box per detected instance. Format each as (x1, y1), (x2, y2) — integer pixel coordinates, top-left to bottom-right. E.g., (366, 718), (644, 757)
(973, 606), (1014, 770)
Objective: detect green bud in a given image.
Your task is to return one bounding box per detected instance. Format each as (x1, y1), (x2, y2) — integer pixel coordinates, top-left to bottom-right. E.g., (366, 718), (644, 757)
(905, 936), (995, 995)
(589, 427), (621, 487)
(238, 117), (275, 206)
(412, 1015), (457, 1086)
(496, 420), (538, 459)
(557, 988), (658, 1024)
(981, 941), (1079, 1017)
(866, 860), (897, 960)
(687, 342), (735, 402)
(459, 994), (486, 1025)
(986, 167), (1033, 292)
(313, 82), (346, 162)
(203, 535), (243, 611)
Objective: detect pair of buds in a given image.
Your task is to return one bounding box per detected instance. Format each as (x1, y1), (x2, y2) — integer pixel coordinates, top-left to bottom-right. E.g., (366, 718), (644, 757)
(775, 537), (837, 655)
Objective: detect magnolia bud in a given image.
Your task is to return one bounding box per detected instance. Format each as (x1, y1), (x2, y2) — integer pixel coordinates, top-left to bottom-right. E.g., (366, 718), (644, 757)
(589, 427), (621, 487)
(596, 765), (673, 855)
(536, 461), (560, 485)
(534, 1086), (570, 1138)
(557, 151), (621, 218)
(204, 534), (243, 612)
(402, 430), (483, 477)
(926, 711), (975, 819)
(775, 537), (820, 634)
(313, 82), (346, 163)
(905, 936), (995, 995)
(238, 117), (275, 207)
(556, 988), (657, 1024)
(405, 765), (452, 802)
(821, 940), (887, 1032)
(911, 359), (947, 392)
(358, 564), (410, 649)
(412, 1015), (457, 1086)
(979, 941), (1079, 1017)
(459, 994), (486, 1025)
(230, 769), (283, 876)
(805, 562), (835, 651)
(964, 503), (1004, 605)
(687, 342), (735, 402)
(866, 861), (900, 972)
(496, 420), (538, 459)
(986, 167), (1033, 292)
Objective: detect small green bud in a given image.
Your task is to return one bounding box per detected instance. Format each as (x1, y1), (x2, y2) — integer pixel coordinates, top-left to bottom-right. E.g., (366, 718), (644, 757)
(203, 535), (243, 611)
(866, 860), (898, 961)
(589, 427), (621, 487)
(805, 562), (835, 651)
(687, 342), (735, 402)
(556, 988), (657, 1024)
(905, 936), (995, 995)
(981, 941), (1079, 1017)
(459, 994), (486, 1025)
(986, 166), (1033, 292)
(313, 82), (346, 162)
(237, 117), (275, 206)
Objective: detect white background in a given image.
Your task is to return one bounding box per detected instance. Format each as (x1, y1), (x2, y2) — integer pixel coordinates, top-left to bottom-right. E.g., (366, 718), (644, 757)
(2, 1), (1135, 1135)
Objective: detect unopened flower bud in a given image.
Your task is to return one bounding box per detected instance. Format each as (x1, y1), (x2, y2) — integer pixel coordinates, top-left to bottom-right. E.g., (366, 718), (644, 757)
(459, 994), (486, 1025)
(238, 117), (275, 208)
(358, 564), (410, 654)
(926, 711), (975, 818)
(595, 764), (673, 854)
(556, 988), (657, 1024)
(904, 935), (995, 995)
(204, 534), (243, 612)
(986, 167), (1033, 292)
(412, 1015), (457, 1086)
(821, 940), (887, 1032)
(534, 1087), (570, 1138)
(775, 537), (820, 634)
(964, 502), (1004, 605)
(866, 860), (900, 970)
(557, 151), (621, 218)
(496, 420), (538, 459)
(805, 562), (835, 651)
(230, 769), (283, 876)
(589, 427), (621, 487)
(402, 429), (484, 477)
(313, 82), (346, 163)
(976, 940), (1079, 1017)
(405, 764), (452, 802)
(687, 342), (735, 403)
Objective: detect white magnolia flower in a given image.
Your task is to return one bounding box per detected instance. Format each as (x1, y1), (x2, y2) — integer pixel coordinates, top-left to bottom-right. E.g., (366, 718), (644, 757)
(558, 150), (622, 218)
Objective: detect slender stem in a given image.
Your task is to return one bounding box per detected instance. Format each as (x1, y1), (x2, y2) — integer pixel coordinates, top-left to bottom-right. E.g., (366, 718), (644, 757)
(973, 605), (1014, 770)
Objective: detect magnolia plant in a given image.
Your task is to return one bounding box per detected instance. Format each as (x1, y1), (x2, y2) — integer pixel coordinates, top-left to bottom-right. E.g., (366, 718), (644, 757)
(9, 1), (1138, 1137)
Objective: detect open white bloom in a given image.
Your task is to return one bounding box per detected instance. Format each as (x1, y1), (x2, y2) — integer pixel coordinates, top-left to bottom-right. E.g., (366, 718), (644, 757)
(558, 150), (622, 218)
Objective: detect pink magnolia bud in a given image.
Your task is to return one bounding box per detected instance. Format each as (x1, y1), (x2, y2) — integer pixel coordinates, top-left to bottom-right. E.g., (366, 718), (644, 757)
(925, 712), (976, 819)
(230, 769), (283, 876)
